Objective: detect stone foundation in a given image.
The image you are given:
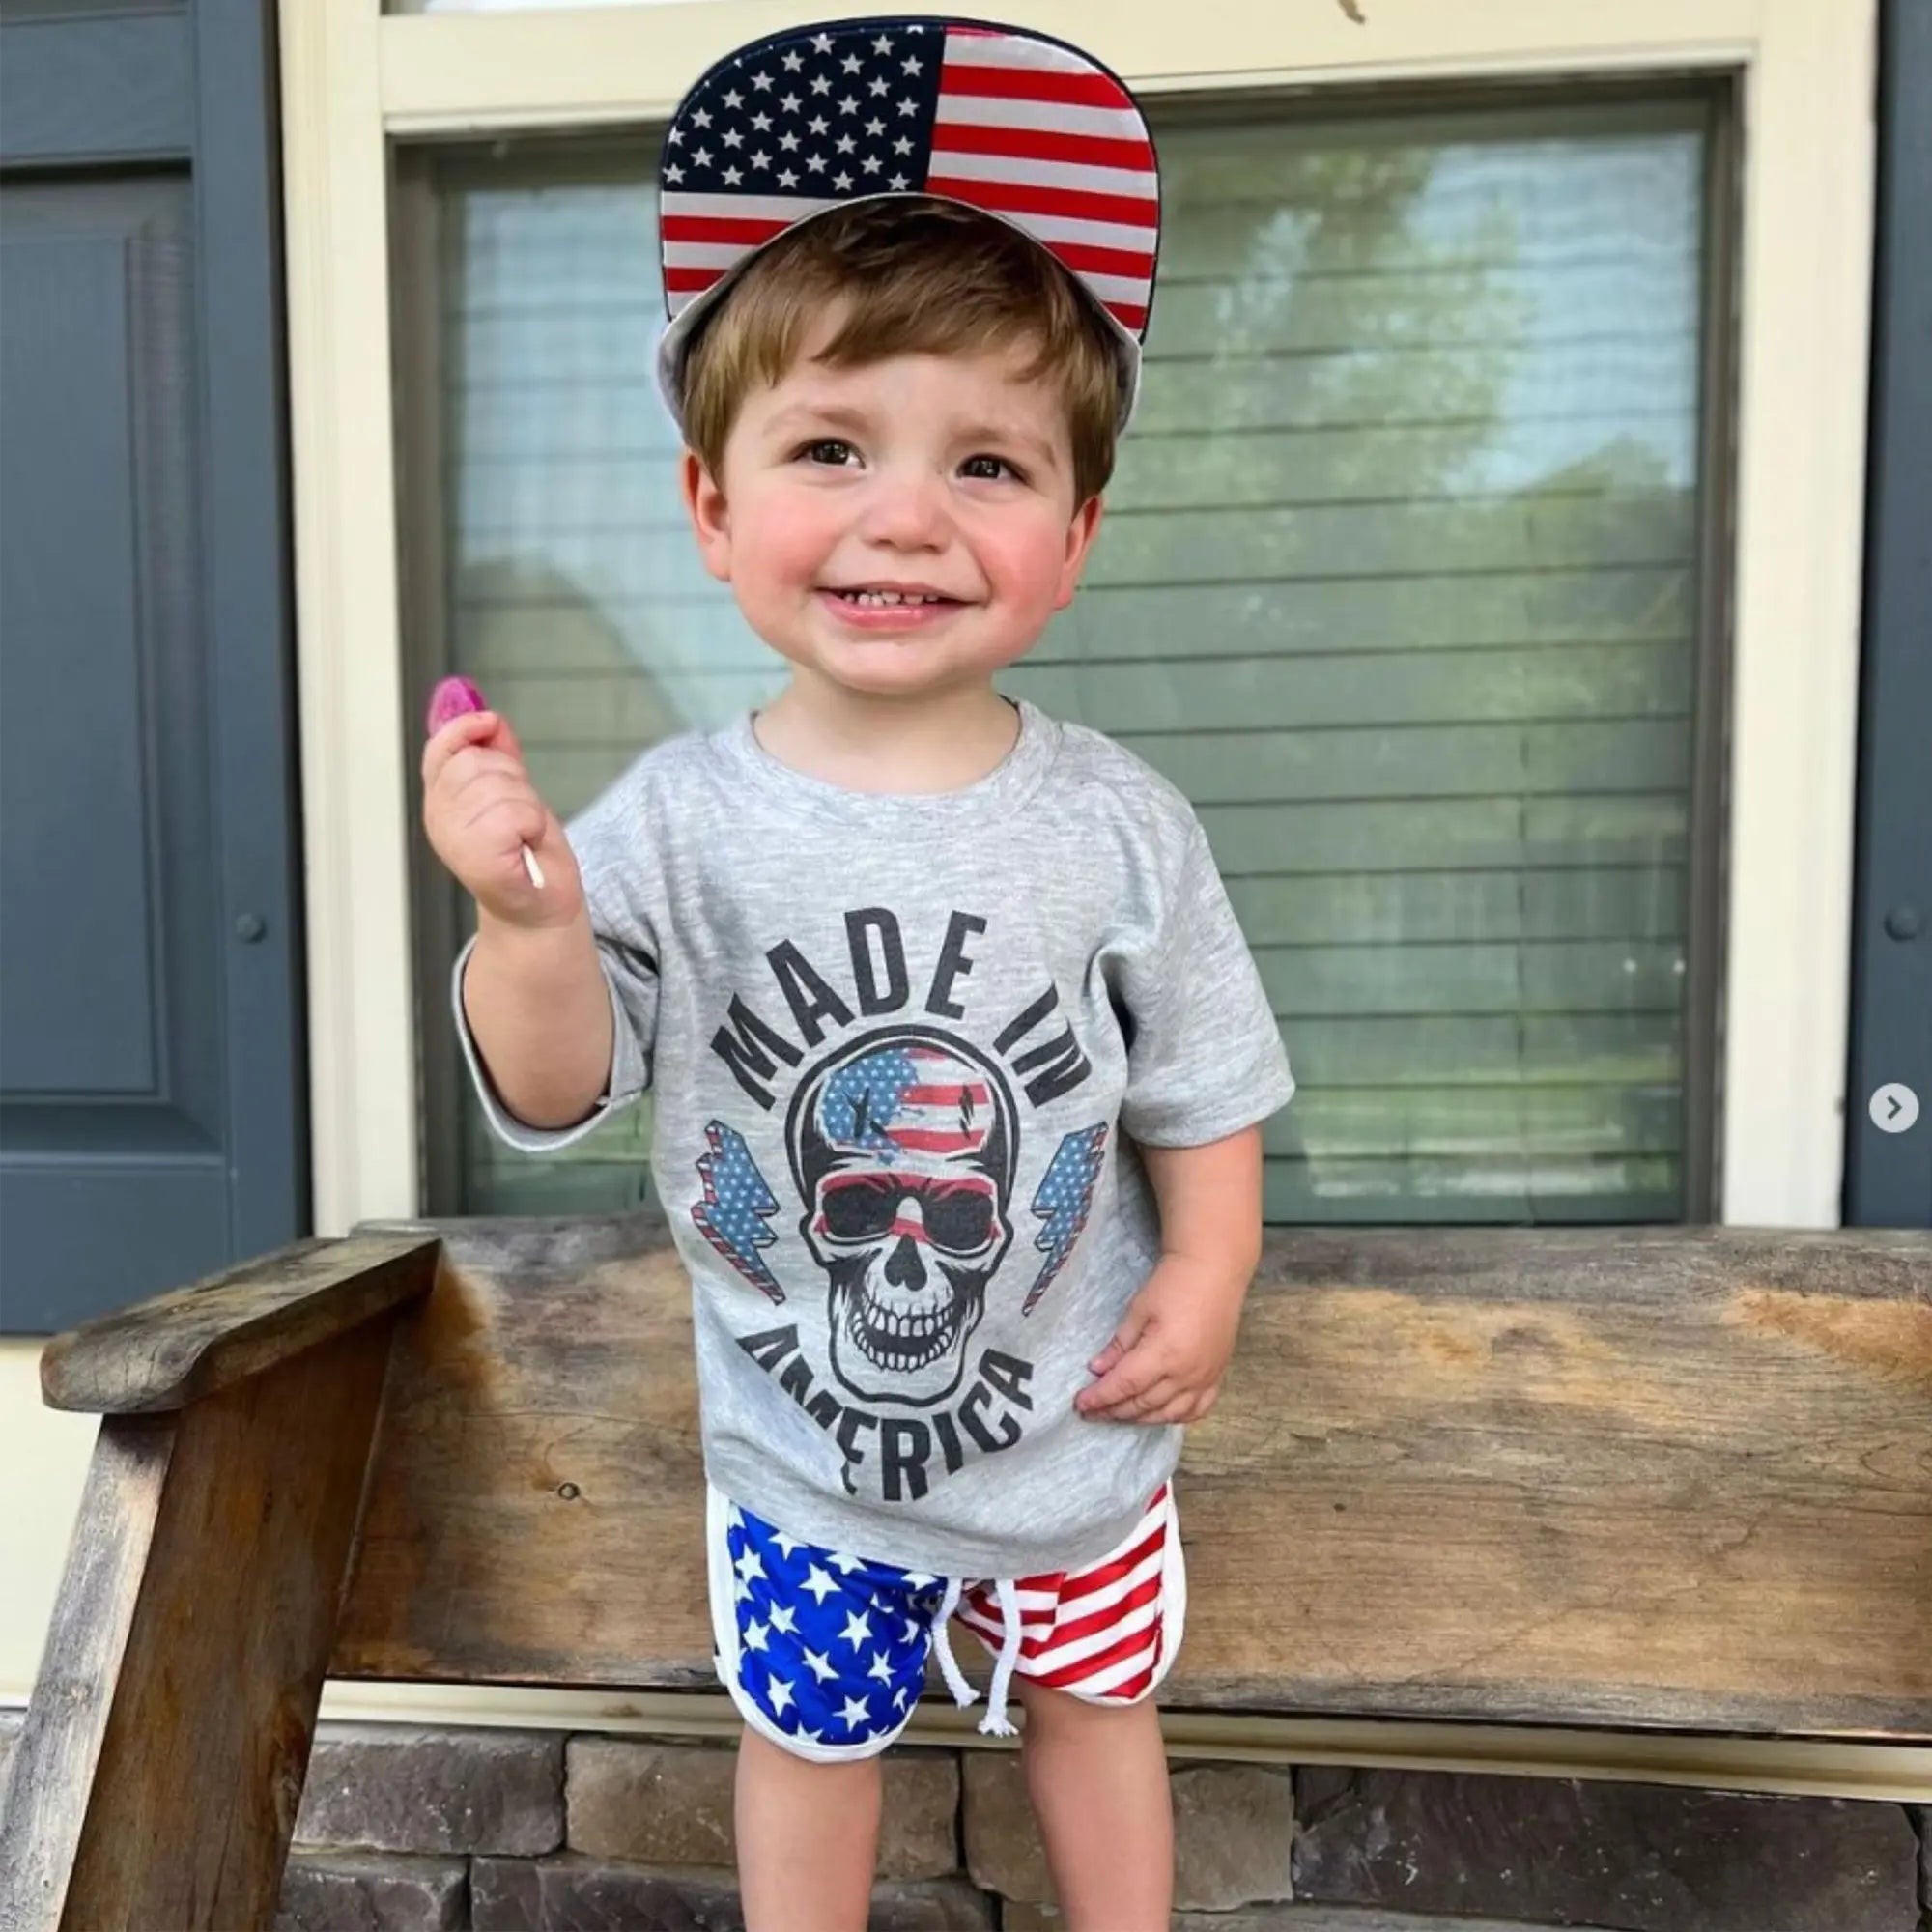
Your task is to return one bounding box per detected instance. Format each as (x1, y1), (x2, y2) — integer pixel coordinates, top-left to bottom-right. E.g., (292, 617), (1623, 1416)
(0, 1711), (1923, 1930)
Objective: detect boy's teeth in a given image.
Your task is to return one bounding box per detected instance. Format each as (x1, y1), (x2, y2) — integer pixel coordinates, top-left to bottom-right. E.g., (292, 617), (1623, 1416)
(839, 588), (941, 607)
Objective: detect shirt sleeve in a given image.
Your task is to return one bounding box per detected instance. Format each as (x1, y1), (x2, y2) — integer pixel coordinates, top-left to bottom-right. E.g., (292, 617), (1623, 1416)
(449, 770), (662, 1155)
(1117, 817), (1295, 1148)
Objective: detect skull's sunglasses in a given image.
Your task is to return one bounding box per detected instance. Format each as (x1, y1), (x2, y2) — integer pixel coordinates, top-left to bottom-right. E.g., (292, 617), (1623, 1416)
(816, 1171), (999, 1254)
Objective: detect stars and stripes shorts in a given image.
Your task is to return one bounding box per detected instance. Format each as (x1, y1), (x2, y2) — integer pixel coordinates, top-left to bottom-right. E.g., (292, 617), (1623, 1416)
(706, 1481), (1186, 1764)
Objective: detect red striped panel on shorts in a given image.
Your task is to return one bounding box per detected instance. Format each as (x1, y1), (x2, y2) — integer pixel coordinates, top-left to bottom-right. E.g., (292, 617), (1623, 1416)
(953, 1484), (1172, 1704)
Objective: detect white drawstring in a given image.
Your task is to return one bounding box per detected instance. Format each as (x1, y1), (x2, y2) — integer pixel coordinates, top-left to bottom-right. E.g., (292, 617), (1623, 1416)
(928, 1575), (1025, 1737)
(980, 1578), (1024, 1738)
(929, 1579), (979, 1708)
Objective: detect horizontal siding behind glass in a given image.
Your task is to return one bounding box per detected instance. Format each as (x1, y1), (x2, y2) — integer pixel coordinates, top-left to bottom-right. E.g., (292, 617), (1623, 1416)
(437, 99), (1708, 1223)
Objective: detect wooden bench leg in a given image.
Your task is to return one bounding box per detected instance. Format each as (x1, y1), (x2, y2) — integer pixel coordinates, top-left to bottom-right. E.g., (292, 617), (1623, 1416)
(0, 1316), (396, 1932)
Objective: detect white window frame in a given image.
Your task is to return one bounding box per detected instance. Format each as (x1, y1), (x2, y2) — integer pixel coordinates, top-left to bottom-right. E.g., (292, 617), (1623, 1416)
(280, 0), (1875, 1234)
(275, 0), (1899, 1786)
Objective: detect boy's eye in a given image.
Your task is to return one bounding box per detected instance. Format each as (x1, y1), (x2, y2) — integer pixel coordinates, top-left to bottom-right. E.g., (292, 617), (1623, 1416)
(800, 439), (856, 467)
(961, 453), (1022, 482)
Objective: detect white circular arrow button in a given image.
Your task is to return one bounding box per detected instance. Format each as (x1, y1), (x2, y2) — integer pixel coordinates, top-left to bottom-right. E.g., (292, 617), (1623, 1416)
(1868, 1083), (1920, 1134)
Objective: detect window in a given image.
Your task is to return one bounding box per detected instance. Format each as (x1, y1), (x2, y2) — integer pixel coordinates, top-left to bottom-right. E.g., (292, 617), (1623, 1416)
(404, 92), (1721, 1224)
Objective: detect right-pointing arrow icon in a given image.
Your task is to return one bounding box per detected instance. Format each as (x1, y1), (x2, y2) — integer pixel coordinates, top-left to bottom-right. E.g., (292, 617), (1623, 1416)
(1869, 1083), (1920, 1133)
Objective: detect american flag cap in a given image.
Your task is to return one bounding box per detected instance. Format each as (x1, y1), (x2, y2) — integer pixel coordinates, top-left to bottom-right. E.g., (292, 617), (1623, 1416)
(655, 15), (1160, 435)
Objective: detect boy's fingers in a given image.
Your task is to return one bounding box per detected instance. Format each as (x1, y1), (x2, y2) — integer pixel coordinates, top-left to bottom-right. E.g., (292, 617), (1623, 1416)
(527, 807), (575, 871)
(441, 749), (528, 800)
(424, 708), (528, 786)
(1077, 1347), (1166, 1413)
(1089, 1300), (1152, 1376)
(1086, 1374), (1180, 1421)
(487, 711), (526, 765)
(460, 795), (548, 847)
(1140, 1393), (1195, 1426)
(422, 709), (502, 790)
(1116, 1377), (1183, 1421)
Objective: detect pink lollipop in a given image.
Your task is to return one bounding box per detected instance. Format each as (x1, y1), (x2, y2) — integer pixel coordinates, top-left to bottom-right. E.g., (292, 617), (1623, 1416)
(426, 673), (489, 736)
(426, 674), (546, 890)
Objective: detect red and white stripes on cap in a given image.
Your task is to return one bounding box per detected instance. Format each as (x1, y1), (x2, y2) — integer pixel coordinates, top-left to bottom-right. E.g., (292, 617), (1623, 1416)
(923, 25), (1156, 335)
(654, 15), (1160, 431)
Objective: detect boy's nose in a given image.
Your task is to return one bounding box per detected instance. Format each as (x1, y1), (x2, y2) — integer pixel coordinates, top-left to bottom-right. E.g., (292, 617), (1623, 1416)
(856, 470), (951, 549)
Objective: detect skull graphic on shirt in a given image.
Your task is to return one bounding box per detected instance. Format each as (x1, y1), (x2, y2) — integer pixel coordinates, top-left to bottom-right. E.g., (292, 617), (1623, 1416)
(785, 1028), (1017, 1408)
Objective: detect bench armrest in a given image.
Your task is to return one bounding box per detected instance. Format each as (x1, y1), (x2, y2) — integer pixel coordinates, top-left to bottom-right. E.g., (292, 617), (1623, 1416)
(39, 1234), (441, 1414)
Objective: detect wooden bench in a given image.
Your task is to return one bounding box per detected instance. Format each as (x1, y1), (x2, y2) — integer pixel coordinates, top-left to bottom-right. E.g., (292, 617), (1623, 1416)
(2, 1219), (1928, 1930)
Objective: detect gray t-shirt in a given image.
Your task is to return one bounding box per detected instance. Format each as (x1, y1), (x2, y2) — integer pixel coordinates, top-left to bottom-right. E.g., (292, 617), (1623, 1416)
(455, 697), (1294, 1578)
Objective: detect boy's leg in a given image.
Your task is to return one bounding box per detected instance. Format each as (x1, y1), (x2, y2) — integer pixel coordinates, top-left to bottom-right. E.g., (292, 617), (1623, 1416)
(708, 1483), (945, 1930)
(734, 1727), (881, 1932)
(1011, 1677), (1173, 1932)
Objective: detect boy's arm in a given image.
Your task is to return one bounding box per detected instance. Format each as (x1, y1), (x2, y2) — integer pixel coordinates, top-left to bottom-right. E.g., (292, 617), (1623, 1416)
(424, 705), (632, 1134)
(1074, 1124), (1264, 1426)
(461, 909), (613, 1131)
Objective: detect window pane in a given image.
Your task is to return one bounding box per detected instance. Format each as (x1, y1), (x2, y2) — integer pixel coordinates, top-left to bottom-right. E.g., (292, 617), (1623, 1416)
(412, 95), (1713, 1223)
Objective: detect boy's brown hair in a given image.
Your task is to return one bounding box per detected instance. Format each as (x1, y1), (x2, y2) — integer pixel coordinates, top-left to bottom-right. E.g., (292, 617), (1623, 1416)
(677, 196), (1122, 507)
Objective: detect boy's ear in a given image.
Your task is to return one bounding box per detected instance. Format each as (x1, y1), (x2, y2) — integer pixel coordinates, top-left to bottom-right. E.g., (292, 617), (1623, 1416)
(1052, 494), (1105, 611)
(680, 448), (733, 584)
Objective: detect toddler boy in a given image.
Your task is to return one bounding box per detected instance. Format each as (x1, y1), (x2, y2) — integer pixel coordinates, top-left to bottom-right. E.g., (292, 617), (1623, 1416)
(423, 17), (1294, 1929)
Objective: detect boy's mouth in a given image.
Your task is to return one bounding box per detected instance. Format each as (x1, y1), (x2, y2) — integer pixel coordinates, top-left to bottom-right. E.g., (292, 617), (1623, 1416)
(817, 585), (968, 629)
(823, 585), (960, 608)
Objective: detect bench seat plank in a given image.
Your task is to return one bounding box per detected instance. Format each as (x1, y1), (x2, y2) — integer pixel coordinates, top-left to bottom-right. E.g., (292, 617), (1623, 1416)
(329, 1220), (1932, 1739)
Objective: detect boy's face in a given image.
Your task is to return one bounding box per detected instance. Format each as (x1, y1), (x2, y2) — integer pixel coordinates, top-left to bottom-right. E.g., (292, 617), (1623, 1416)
(681, 305), (1103, 705)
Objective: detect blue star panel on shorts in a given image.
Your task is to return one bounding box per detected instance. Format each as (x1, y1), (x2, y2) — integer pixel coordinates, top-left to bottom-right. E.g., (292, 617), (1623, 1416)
(724, 1500), (946, 1748)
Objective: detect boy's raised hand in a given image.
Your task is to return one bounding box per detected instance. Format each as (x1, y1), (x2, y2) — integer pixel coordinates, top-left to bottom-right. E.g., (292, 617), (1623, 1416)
(421, 709), (580, 925)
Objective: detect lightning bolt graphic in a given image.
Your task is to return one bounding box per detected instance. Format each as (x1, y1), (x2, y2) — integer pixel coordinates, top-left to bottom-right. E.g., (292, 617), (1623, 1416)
(693, 1121), (784, 1303)
(1024, 1122), (1109, 1314)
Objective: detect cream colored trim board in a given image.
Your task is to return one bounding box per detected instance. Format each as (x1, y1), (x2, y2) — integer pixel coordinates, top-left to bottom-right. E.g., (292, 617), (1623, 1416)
(282, 0), (422, 1233)
(1718, 2), (1875, 1222)
(379, 0), (1766, 135)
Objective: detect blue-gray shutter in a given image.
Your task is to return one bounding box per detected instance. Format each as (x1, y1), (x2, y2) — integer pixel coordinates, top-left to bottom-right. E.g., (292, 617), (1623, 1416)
(0, 0), (303, 1331)
(1845, 0), (1932, 1228)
